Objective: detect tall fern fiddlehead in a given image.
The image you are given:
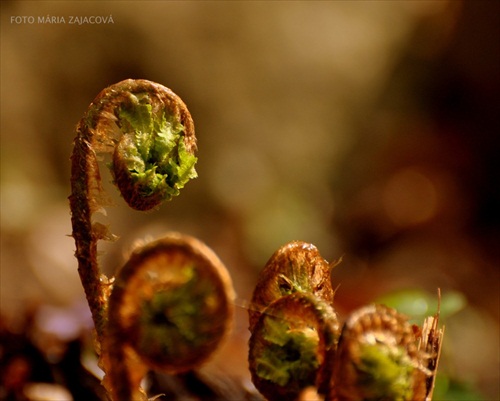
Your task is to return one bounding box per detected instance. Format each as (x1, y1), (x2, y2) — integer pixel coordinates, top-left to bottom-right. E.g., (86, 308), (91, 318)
(70, 79), (197, 339)
(69, 80), (232, 400)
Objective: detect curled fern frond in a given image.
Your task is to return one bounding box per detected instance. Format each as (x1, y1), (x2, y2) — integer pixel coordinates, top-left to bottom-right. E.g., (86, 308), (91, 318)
(69, 80), (201, 400)
(249, 292), (339, 401)
(329, 304), (428, 401)
(248, 241), (341, 401)
(105, 233), (234, 401)
(69, 79), (197, 339)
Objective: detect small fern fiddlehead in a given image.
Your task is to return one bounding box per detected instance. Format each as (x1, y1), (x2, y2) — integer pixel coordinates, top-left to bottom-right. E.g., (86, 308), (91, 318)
(248, 241), (340, 400)
(105, 233), (234, 401)
(329, 304), (426, 401)
(328, 303), (444, 401)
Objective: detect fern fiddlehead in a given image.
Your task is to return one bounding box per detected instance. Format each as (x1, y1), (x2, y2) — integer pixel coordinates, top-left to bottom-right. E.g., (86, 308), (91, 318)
(105, 233), (234, 400)
(328, 303), (444, 401)
(69, 79), (197, 339)
(248, 241), (340, 400)
(329, 304), (425, 401)
(69, 79), (232, 400)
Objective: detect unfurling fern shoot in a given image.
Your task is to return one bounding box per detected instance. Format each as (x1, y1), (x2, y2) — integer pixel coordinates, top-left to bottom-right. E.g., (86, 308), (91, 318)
(106, 233), (234, 401)
(248, 241), (340, 400)
(69, 80), (232, 400)
(70, 79), (197, 339)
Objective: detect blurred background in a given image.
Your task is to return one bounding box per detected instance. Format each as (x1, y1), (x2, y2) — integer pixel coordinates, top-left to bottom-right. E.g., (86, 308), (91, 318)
(1, 1), (498, 400)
